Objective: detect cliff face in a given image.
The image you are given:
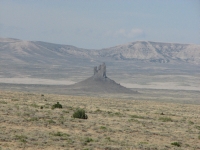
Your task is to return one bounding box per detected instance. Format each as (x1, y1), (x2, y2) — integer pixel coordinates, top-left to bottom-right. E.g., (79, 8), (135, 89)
(68, 63), (137, 94)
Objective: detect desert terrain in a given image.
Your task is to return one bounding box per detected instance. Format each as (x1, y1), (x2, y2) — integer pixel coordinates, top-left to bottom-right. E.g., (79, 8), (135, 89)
(0, 38), (200, 149)
(0, 89), (200, 150)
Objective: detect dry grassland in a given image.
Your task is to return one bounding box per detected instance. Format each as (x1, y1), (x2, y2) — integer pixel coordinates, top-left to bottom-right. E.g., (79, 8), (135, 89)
(0, 90), (200, 150)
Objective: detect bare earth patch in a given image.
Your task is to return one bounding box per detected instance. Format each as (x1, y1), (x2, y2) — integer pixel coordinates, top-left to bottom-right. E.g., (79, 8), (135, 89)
(0, 90), (200, 149)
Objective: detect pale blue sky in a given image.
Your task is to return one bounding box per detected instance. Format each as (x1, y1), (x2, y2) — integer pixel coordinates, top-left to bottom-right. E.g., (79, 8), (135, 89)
(0, 0), (199, 49)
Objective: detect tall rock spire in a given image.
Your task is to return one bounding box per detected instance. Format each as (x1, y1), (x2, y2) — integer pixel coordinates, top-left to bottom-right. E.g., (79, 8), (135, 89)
(93, 63), (107, 78)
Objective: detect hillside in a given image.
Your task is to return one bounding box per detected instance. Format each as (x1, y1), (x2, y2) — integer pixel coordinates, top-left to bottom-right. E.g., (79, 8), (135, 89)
(99, 41), (200, 64)
(1, 38), (200, 65)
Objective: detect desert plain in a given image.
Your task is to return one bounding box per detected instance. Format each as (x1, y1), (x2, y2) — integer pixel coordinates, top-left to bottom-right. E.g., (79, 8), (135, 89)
(0, 88), (200, 150)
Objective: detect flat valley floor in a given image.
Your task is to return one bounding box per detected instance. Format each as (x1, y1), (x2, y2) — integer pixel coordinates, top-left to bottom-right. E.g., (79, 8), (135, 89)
(0, 89), (200, 150)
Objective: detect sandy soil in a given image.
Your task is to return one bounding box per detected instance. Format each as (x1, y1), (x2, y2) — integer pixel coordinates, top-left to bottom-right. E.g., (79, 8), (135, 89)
(121, 82), (200, 91)
(0, 78), (75, 85)
(0, 77), (199, 91)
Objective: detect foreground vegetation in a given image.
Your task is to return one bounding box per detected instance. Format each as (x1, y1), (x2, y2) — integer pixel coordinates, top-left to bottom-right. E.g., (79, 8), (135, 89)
(0, 90), (200, 149)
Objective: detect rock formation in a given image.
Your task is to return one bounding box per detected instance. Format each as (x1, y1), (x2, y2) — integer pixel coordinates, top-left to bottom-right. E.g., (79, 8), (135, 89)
(68, 63), (138, 94)
(94, 62), (106, 78)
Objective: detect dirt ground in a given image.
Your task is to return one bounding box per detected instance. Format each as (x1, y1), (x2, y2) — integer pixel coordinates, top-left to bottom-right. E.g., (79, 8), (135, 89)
(0, 90), (200, 150)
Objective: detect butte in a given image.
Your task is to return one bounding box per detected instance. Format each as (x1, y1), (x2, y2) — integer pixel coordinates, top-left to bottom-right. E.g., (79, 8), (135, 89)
(68, 63), (138, 94)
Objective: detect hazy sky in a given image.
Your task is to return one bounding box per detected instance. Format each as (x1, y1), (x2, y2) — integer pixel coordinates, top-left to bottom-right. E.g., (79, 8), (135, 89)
(0, 0), (199, 49)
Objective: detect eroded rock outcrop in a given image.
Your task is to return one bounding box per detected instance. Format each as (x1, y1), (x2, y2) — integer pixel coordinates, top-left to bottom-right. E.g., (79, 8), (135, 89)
(93, 62), (106, 78)
(68, 63), (138, 94)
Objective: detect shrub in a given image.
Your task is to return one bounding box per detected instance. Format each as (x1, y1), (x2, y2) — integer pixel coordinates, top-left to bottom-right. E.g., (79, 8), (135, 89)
(114, 112), (123, 116)
(72, 108), (88, 119)
(188, 121), (194, 125)
(62, 110), (69, 113)
(100, 126), (107, 130)
(95, 109), (102, 113)
(85, 137), (93, 143)
(171, 142), (181, 147)
(105, 137), (111, 141)
(196, 126), (200, 130)
(28, 117), (38, 121)
(0, 101), (7, 104)
(50, 131), (69, 137)
(52, 102), (62, 109)
(160, 112), (164, 115)
(131, 114), (145, 119)
(159, 117), (173, 122)
(83, 137), (93, 145)
(30, 103), (39, 108)
(15, 135), (27, 143)
(48, 119), (56, 124)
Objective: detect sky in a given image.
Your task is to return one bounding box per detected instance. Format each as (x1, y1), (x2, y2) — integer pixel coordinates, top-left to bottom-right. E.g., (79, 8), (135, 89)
(0, 0), (200, 49)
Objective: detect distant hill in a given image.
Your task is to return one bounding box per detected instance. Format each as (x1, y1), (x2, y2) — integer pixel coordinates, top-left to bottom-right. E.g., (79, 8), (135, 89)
(0, 38), (200, 65)
(99, 41), (200, 64)
(0, 37), (200, 84)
